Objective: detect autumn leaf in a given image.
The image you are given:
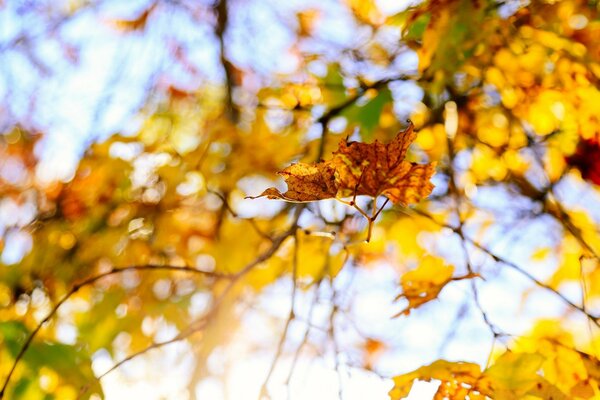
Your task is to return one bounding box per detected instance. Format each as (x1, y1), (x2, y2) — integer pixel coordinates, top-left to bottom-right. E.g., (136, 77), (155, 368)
(389, 352), (568, 400)
(483, 352), (545, 397)
(482, 352), (568, 400)
(394, 256), (475, 316)
(332, 123), (436, 205)
(388, 360), (484, 400)
(248, 122), (435, 206)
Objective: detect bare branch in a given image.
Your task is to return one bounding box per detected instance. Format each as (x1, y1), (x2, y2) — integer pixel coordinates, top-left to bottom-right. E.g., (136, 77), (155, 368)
(215, 0), (238, 122)
(411, 208), (600, 328)
(94, 206), (304, 381)
(208, 189), (274, 242)
(258, 230), (300, 399)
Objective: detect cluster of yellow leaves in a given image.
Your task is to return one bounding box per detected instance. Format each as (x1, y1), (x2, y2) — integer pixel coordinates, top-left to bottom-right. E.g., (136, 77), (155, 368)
(249, 123), (435, 206)
(481, 3), (600, 178)
(515, 321), (600, 399)
(390, 359), (485, 400)
(390, 320), (600, 400)
(390, 352), (572, 400)
(404, 0), (600, 191)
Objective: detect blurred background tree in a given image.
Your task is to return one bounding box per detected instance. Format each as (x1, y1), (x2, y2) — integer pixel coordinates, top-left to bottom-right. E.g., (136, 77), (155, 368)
(1, 0), (600, 399)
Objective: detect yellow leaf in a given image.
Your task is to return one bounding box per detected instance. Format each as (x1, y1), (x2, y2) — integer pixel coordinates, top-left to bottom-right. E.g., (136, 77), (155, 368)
(395, 256), (465, 316)
(417, 8), (450, 73)
(483, 352), (545, 396)
(389, 360), (483, 400)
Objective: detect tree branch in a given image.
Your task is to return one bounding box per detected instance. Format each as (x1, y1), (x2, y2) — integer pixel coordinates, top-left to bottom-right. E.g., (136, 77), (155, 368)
(0, 264), (226, 399)
(215, 0), (238, 122)
(315, 75), (409, 161)
(411, 209), (600, 328)
(84, 206), (304, 391)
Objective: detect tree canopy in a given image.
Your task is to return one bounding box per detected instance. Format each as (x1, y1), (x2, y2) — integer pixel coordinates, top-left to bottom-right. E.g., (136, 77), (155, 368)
(1, 0), (600, 399)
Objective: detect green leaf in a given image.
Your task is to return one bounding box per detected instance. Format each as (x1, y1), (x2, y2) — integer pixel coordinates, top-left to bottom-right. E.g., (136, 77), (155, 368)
(343, 87), (393, 140)
(321, 63), (348, 107)
(11, 377), (33, 400)
(403, 12), (430, 40)
(0, 321), (104, 399)
(0, 321), (29, 357)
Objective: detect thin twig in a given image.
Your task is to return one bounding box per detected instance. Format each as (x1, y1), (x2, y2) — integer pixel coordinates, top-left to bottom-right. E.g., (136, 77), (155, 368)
(214, 0), (238, 122)
(285, 280), (321, 400)
(329, 302), (344, 400)
(445, 127), (502, 338)
(97, 330), (200, 380)
(208, 189), (274, 241)
(411, 208), (600, 328)
(78, 207), (305, 399)
(544, 195), (600, 261)
(520, 123), (599, 261)
(579, 256), (600, 356)
(258, 230), (300, 399)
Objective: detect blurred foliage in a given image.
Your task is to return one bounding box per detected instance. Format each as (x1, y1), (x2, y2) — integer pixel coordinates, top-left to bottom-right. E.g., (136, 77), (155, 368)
(1, 0), (600, 399)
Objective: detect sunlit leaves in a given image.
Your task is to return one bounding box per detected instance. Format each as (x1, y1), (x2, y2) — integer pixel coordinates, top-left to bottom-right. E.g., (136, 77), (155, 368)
(389, 360), (484, 400)
(484, 352), (547, 398)
(389, 351), (568, 400)
(514, 322), (600, 398)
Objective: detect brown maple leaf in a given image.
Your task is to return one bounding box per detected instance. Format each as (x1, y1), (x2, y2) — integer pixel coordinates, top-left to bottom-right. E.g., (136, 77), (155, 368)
(333, 123), (436, 206)
(248, 123), (435, 206)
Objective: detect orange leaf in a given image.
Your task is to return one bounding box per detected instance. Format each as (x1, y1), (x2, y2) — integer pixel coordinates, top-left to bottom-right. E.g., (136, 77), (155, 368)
(248, 123), (435, 206)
